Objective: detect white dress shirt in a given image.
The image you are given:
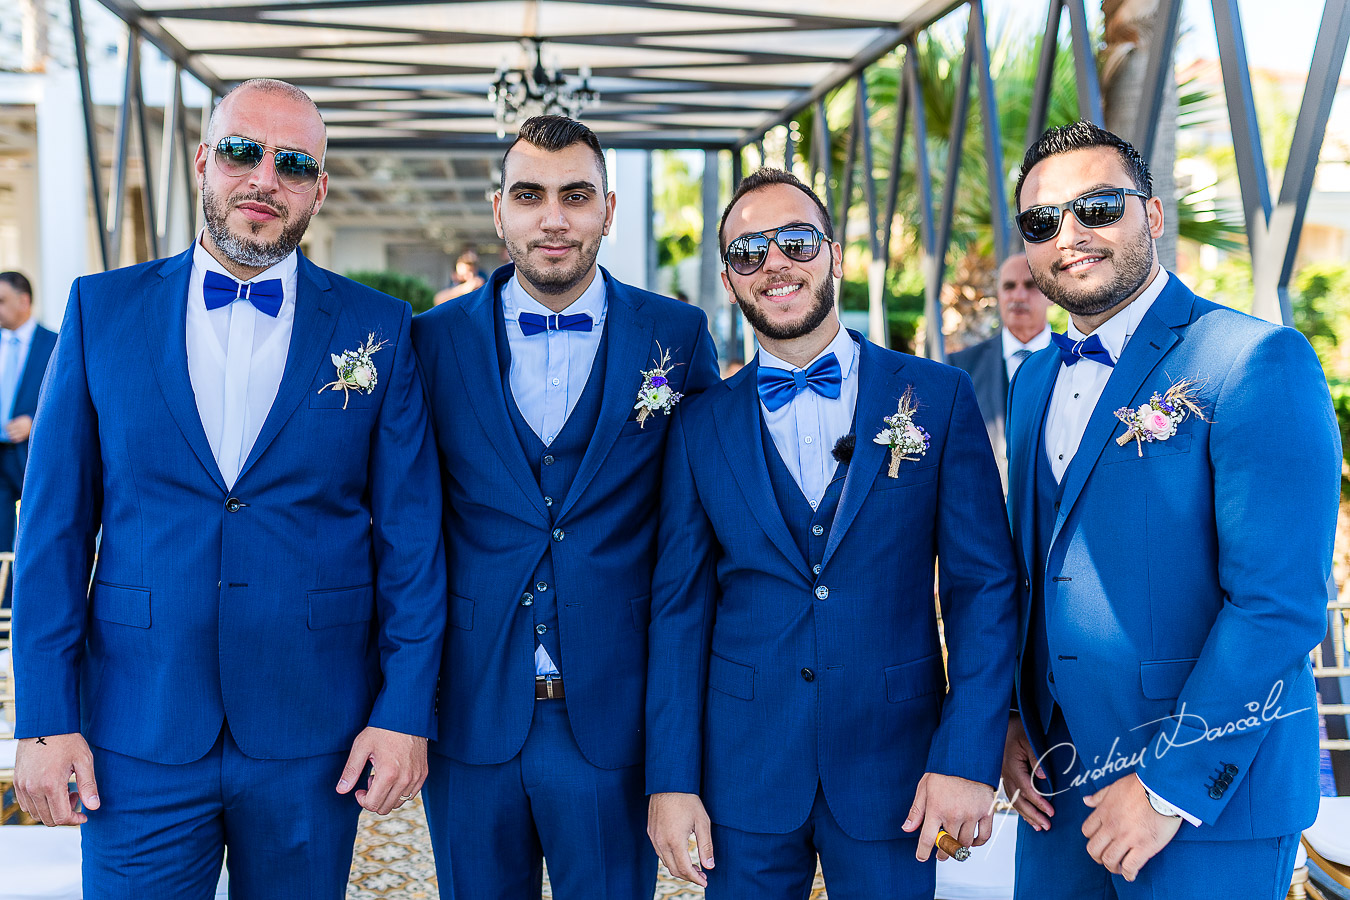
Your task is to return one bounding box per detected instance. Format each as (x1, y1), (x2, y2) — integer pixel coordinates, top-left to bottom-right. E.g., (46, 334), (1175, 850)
(0, 315), (38, 432)
(1044, 269), (1168, 482)
(501, 270), (607, 676)
(1002, 324), (1052, 382)
(501, 271), (608, 446)
(185, 238), (297, 489)
(758, 325), (861, 508)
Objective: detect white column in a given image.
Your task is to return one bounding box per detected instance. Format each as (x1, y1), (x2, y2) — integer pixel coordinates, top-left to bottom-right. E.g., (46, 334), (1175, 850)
(597, 149), (650, 291)
(35, 70), (89, 329)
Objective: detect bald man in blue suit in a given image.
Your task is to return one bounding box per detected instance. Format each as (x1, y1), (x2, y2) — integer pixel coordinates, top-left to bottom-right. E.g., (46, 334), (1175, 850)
(1002, 123), (1339, 900)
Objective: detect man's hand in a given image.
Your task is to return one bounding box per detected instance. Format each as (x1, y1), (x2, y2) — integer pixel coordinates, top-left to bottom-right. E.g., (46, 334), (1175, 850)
(13, 733), (100, 826)
(336, 726), (427, 816)
(648, 792), (714, 887)
(903, 772), (996, 861)
(1002, 713), (1055, 830)
(5, 415), (31, 443)
(1081, 773), (1182, 881)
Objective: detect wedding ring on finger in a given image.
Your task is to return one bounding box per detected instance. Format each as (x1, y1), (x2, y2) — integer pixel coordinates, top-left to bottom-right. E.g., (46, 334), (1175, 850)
(398, 793), (414, 802)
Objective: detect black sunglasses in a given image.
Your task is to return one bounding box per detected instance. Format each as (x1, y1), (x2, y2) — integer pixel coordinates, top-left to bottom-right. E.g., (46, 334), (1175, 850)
(1016, 187), (1149, 243)
(211, 136), (322, 193)
(724, 223), (828, 275)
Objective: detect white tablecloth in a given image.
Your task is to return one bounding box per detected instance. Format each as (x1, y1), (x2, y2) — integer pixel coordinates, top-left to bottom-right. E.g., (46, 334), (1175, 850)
(1305, 796), (1350, 866)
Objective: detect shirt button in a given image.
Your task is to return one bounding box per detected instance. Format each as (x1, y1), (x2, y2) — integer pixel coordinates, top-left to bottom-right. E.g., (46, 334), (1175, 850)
(535, 624), (548, 635)
(543, 455), (555, 466)
(536, 581), (548, 592)
(804, 436), (813, 444)
(814, 585), (829, 600)
(552, 528), (565, 542)
(801, 667), (815, 682)
(812, 564), (822, 575)
(1074, 392), (1080, 398)
(811, 524), (824, 536)
(809, 500), (818, 509)
(225, 498), (242, 513)
(544, 496), (554, 507)
(1058, 454), (1064, 461)
(551, 377), (560, 386)
(520, 593), (534, 606)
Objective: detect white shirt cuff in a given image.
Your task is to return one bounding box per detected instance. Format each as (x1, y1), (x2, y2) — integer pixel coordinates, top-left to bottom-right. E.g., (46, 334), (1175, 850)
(1137, 776), (1202, 827)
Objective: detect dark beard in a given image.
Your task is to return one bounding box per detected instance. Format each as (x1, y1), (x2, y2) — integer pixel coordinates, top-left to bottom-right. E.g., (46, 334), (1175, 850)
(203, 183), (312, 269)
(1032, 225), (1156, 318)
(507, 236), (601, 297)
(734, 276), (836, 342)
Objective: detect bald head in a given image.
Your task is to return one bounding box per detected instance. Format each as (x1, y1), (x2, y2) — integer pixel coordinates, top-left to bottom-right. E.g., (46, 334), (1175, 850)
(207, 78), (327, 163)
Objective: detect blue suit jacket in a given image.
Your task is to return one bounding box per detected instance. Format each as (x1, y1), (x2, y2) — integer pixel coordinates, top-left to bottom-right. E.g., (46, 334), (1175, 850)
(410, 264), (720, 770)
(13, 247), (447, 763)
(4, 323), (56, 467)
(1007, 275), (1340, 840)
(648, 334), (1017, 840)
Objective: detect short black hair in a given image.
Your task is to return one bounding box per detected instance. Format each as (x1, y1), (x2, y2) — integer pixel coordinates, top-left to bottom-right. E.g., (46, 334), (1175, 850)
(0, 271), (32, 298)
(718, 168), (834, 252)
(1014, 121), (1153, 210)
(501, 115), (607, 194)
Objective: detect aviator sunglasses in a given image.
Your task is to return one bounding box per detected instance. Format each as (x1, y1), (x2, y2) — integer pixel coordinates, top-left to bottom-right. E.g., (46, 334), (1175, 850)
(211, 136), (323, 193)
(724, 223), (829, 275)
(1016, 187), (1149, 244)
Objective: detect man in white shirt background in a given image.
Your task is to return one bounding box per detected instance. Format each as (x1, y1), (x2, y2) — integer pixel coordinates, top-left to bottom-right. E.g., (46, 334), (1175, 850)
(0, 270), (56, 608)
(949, 253), (1051, 486)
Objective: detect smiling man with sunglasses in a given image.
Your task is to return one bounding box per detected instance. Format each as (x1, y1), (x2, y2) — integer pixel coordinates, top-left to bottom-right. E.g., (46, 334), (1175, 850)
(1003, 121), (1339, 899)
(11, 78), (446, 898)
(646, 168), (1017, 898)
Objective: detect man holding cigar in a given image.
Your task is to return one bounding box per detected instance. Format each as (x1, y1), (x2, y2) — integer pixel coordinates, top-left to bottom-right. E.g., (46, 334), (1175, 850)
(646, 168), (1017, 898)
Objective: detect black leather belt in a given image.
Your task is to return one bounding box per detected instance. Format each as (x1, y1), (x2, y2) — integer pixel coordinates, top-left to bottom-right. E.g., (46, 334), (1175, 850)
(535, 675), (565, 700)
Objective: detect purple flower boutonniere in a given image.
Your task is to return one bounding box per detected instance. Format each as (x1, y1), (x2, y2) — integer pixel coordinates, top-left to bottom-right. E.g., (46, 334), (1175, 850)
(633, 344), (684, 427)
(1114, 377), (1208, 455)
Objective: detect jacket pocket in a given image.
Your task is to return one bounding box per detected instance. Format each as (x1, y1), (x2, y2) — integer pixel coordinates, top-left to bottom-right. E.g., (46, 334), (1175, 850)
(708, 653), (754, 700)
(449, 593), (475, 631)
(90, 582), (151, 628)
(885, 652), (945, 702)
(307, 584), (375, 630)
(1104, 431), (1193, 464)
(1140, 657), (1199, 699)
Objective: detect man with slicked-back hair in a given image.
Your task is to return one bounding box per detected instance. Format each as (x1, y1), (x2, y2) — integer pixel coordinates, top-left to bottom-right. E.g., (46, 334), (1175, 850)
(412, 115), (720, 899)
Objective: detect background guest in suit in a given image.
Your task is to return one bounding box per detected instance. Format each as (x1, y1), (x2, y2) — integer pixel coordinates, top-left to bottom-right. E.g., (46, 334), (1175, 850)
(412, 116), (719, 900)
(949, 253), (1051, 485)
(1001, 122), (1339, 899)
(646, 168), (1017, 899)
(0, 270), (56, 607)
(11, 78), (445, 898)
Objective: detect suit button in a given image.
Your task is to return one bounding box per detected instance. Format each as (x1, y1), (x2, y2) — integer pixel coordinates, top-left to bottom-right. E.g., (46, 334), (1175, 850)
(544, 496), (554, 507)
(801, 668), (815, 682)
(1224, 764), (1238, 775)
(1208, 787), (1223, 800)
(542, 455), (555, 466)
(811, 524), (824, 536)
(225, 498), (242, 512)
(1218, 773), (1232, 785)
(812, 564), (822, 575)
(814, 585), (829, 600)
(1048, 671), (1055, 684)
(520, 593), (534, 606)
(535, 624), (547, 635)
(536, 581), (548, 592)
(552, 528), (565, 542)
(1024, 579), (1030, 590)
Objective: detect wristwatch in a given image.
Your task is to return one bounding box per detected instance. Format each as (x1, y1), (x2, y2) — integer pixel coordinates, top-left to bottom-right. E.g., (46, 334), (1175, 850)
(1144, 785), (1183, 819)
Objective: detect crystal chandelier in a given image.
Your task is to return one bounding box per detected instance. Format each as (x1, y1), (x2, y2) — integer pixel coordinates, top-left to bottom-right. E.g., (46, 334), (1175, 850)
(489, 37), (599, 138)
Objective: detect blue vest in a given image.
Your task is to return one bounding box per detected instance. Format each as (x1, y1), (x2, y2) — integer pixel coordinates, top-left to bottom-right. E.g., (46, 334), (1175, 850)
(760, 416), (850, 574)
(494, 300), (609, 671)
(1027, 409), (1066, 733)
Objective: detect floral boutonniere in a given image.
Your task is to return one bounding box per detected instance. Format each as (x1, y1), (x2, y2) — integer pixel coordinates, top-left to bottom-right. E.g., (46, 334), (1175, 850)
(873, 387), (930, 477)
(633, 344), (684, 427)
(318, 332), (388, 409)
(1114, 377), (1208, 455)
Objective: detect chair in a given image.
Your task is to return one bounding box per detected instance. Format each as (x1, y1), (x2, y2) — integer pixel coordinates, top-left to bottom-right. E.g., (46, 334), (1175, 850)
(1304, 796), (1350, 900)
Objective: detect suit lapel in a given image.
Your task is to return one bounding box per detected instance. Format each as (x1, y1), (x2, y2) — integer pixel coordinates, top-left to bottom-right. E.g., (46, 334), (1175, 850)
(143, 247), (227, 492)
(1008, 349), (1059, 583)
(556, 270), (653, 521)
(1050, 280), (1194, 546)
(235, 253), (338, 484)
(715, 361), (810, 579)
(820, 338), (905, 571)
(448, 268), (549, 520)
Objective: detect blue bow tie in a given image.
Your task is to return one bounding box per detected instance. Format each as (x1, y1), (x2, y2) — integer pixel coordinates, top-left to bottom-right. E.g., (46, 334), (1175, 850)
(518, 312), (594, 336)
(757, 353), (842, 412)
(1050, 331), (1115, 368)
(202, 270), (283, 318)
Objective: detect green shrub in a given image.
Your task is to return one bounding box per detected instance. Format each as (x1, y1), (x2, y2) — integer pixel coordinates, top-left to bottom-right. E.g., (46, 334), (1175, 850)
(345, 270), (437, 315)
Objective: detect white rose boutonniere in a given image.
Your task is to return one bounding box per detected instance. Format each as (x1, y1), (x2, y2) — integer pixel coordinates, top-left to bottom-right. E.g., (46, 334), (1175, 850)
(873, 387), (930, 477)
(319, 332), (389, 409)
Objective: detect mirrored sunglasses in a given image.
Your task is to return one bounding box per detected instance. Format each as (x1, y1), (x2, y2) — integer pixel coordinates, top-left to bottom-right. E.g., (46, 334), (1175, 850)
(212, 136), (322, 193)
(1016, 187), (1149, 244)
(724, 223), (828, 275)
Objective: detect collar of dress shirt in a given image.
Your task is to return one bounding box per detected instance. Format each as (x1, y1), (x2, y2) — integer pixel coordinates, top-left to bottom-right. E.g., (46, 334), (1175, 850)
(190, 234), (299, 307)
(757, 321), (858, 380)
(503, 268), (608, 327)
(1001, 324), (1052, 362)
(1064, 268), (1169, 362)
(1, 315), (38, 345)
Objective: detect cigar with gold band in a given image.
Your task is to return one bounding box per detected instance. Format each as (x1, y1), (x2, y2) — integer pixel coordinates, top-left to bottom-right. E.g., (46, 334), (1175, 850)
(935, 829), (970, 861)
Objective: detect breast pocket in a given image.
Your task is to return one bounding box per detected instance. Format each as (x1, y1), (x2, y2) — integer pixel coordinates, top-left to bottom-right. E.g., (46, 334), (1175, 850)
(619, 415), (671, 438)
(1103, 431), (1194, 465)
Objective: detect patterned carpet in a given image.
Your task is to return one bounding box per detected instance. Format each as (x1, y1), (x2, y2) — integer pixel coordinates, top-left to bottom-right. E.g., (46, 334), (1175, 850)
(347, 798), (829, 899)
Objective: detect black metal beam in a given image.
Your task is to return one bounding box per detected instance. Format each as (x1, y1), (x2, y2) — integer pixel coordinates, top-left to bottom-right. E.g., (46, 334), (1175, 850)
(132, 36), (160, 259)
(1065, 0), (1104, 125)
(1027, 0), (1063, 147)
(70, 0), (110, 270)
(815, 96), (834, 215)
(107, 33), (138, 266)
(1134, 0), (1183, 162)
(970, 0), (1009, 263)
(881, 49), (908, 265)
(838, 82), (861, 252)
(928, 20), (975, 363)
(904, 37), (940, 361)
(1211, 0), (1272, 249)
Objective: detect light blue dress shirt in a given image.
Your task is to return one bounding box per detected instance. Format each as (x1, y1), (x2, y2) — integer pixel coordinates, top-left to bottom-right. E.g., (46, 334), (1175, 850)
(758, 325), (861, 508)
(0, 315), (37, 432)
